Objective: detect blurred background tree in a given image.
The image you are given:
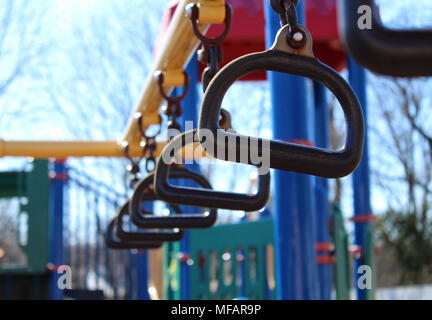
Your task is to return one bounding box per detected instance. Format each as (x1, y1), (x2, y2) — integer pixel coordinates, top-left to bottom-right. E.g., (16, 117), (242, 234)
(372, 77), (432, 286)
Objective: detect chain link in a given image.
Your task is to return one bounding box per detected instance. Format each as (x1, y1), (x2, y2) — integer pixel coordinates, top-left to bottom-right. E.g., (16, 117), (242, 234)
(202, 46), (220, 92)
(155, 70), (189, 134)
(135, 112), (160, 173)
(186, 2), (232, 92)
(187, 2), (234, 131)
(269, 0), (306, 49)
(143, 137), (157, 173)
(122, 142), (141, 188)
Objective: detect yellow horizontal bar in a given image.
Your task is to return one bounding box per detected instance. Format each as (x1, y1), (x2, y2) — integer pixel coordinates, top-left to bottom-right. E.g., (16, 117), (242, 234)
(122, 0), (225, 146)
(0, 139), (164, 159)
(0, 139), (211, 160)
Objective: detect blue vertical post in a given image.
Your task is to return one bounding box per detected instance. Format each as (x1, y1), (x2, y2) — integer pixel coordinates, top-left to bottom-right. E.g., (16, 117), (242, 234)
(49, 159), (67, 300)
(264, 1), (319, 299)
(313, 82), (332, 300)
(136, 248), (150, 300)
(178, 56), (199, 300)
(135, 202), (151, 300)
(348, 57), (372, 300)
(126, 252), (134, 300)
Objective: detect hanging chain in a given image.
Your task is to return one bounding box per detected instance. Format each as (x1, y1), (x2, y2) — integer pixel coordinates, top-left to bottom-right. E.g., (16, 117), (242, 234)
(186, 2), (234, 131)
(135, 112), (161, 173)
(155, 70), (189, 135)
(123, 142), (141, 188)
(269, 0), (306, 49)
(270, 0), (299, 27)
(123, 112), (162, 187)
(186, 2), (232, 92)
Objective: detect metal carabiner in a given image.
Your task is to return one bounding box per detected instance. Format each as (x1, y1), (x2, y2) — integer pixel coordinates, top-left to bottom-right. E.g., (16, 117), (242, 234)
(156, 70), (189, 132)
(122, 142), (142, 188)
(105, 203), (162, 250)
(197, 24), (365, 179)
(154, 130), (270, 212)
(186, 2), (232, 65)
(131, 167), (218, 229)
(116, 200), (184, 242)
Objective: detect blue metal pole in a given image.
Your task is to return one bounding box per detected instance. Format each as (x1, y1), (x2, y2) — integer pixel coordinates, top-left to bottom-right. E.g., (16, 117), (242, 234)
(135, 201), (152, 300)
(49, 159), (66, 300)
(136, 250), (150, 300)
(126, 252), (133, 299)
(348, 56), (372, 300)
(264, 1), (319, 299)
(178, 56), (199, 300)
(313, 81), (332, 300)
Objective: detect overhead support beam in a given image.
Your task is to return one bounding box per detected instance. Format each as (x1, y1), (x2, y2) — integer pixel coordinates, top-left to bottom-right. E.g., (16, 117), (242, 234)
(0, 139), (211, 160)
(122, 0), (226, 146)
(0, 139), (150, 159)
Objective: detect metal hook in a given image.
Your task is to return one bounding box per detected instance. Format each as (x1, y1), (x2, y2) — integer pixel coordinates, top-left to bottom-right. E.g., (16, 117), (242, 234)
(135, 112), (160, 173)
(155, 70), (190, 105)
(122, 142), (141, 188)
(186, 3), (232, 63)
(135, 112), (162, 141)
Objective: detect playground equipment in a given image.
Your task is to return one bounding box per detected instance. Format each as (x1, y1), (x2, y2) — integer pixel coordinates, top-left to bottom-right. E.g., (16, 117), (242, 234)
(0, 160), (50, 299)
(0, 160), (150, 299)
(164, 205), (357, 300)
(6, 0), (419, 300)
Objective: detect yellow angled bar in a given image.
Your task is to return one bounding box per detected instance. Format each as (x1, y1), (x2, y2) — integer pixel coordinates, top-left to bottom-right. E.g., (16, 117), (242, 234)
(122, 0), (226, 146)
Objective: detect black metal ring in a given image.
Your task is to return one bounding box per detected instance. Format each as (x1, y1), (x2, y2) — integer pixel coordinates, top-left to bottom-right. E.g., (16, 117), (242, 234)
(154, 129), (270, 212)
(116, 200), (184, 242)
(197, 49), (365, 178)
(131, 166), (218, 228)
(105, 204), (163, 250)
